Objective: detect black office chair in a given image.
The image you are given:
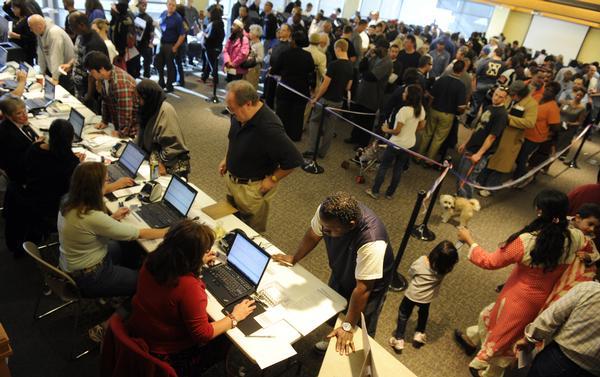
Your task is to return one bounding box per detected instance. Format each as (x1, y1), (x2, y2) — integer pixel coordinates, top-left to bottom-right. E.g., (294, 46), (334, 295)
(23, 241), (90, 360)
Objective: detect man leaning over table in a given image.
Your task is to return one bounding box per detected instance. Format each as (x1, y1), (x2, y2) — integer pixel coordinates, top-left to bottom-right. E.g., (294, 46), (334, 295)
(219, 80), (303, 233)
(84, 51), (140, 138)
(28, 14), (75, 93)
(273, 191), (394, 355)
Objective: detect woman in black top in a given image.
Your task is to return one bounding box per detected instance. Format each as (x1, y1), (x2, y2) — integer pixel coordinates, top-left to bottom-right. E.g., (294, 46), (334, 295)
(272, 31), (315, 141)
(200, 7), (224, 85)
(7, 0), (37, 64)
(21, 119), (82, 241)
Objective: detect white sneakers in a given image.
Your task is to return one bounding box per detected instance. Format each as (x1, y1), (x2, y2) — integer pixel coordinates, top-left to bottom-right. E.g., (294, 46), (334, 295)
(365, 188), (379, 199)
(388, 337), (404, 353)
(413, 332), (427, 348)
(478, 189), (492, 198)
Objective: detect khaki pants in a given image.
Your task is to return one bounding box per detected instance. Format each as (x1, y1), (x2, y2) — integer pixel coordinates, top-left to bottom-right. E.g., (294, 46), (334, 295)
(243, 65), (261, 90)
(417, 108), (455, 160)
(225, 174), (277, 233)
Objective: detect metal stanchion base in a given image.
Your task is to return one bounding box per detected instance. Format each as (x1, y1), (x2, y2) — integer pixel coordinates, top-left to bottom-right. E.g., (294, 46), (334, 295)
(411, 223), (436, 241)
(302, 160), (324, 174)
(389, 272), (408, 292)
(206, 96), (219, 103)
(565, 159), (579, 169)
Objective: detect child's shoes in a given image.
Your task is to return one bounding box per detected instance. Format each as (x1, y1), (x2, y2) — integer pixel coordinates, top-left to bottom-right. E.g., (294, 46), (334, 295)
(413, 332), (427, 348)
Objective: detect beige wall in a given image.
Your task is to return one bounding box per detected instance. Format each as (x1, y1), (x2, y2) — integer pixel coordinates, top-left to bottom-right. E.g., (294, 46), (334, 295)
(342, 0), (360, 19)
(578, 28), (600, 63)
(502, 9), (600, 62)
(502, 10), (532, 45)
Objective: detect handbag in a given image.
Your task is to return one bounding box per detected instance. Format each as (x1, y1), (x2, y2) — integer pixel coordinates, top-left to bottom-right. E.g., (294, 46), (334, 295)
(240, 57), (257, 69)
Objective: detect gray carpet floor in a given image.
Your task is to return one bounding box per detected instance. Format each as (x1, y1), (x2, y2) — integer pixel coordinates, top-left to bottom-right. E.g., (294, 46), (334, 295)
(1, 69), (597, 377)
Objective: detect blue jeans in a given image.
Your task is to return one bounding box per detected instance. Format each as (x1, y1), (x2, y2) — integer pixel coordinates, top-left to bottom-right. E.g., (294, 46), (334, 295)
(73, 242), (139, 298)
(327, 275), (388, 337)
(456, 153), (489, 198)
(372, 147), (409, 197)
(528, 342), (594, 377)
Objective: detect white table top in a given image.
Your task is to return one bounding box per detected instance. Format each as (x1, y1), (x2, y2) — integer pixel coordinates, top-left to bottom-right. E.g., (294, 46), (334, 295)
(318, 317), (418, 377)
(26, 81), (347, 369)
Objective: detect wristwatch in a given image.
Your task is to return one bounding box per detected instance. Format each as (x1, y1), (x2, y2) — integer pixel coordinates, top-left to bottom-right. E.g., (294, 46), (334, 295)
(228, 313), (238, 328)
(341, 321), (353, 332)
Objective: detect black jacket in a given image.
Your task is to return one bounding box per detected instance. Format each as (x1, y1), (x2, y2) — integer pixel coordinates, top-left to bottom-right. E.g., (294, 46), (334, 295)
(0, 118), (34, 184)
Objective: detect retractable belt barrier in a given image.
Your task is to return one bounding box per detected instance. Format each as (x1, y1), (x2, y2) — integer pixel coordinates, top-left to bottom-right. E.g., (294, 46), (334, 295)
(273, 78), (593, 192)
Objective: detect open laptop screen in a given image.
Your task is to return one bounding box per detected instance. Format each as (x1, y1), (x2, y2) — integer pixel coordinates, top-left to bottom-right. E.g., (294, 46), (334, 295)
(68, 108), (85, 138)
(119, 142), (146, 176)
(44, 77), (55, 101)
(228, 234), (270, 286)
(163, 175), (197, 216)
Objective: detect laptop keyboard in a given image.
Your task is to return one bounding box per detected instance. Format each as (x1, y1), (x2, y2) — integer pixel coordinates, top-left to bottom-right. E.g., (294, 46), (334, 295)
(107, 164), (129, 182)
(208, 266), (251, 297)
(137, 203), (180, 228)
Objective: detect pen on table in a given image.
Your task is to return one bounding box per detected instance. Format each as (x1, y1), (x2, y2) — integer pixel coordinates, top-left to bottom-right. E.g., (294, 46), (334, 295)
(247, 335), (275, 338)
(276, 259), (294, 267)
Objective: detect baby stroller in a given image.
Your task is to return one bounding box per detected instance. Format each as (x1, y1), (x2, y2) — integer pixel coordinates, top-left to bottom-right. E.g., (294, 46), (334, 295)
(341, 140), (388, 184)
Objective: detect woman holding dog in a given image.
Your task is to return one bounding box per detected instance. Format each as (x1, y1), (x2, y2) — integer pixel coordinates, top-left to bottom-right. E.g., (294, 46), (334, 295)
(365, 84), (425, 200)
(454, 189), (592, 377)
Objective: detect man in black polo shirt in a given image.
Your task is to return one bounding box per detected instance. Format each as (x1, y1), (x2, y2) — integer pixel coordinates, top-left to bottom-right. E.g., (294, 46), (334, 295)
(219, 80), (303, 233)
(417, 60), (467, 163)
(273, 192), (394, 354)
(304, 38), (353, 159)
(396, 34), (420, 85)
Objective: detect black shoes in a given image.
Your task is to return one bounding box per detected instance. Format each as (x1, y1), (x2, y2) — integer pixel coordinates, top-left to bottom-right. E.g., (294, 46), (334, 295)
(454, 329), (477, 356)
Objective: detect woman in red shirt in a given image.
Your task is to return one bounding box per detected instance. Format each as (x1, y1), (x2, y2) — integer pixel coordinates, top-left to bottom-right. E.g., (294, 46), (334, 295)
(128, 220), (255, 376)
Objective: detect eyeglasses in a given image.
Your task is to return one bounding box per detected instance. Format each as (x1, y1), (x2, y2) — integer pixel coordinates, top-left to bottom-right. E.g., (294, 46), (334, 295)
(225, 106), (233, 115)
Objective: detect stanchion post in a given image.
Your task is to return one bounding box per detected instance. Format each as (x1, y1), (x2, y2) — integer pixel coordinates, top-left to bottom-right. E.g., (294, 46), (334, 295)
(206, 54), (219, 103)
(302, 105), (326, 174)
(411, 179), (443, 242)
(389, 190), (427, 292)
(565, 125), (591, 169)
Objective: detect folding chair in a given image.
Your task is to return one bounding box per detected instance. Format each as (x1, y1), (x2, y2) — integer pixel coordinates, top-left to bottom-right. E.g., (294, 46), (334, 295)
(22, 241), (89, 359)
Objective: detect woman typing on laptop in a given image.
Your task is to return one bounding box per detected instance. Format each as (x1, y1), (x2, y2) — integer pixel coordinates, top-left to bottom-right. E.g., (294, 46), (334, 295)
(128, 220), (256, 376)
(58, 162), (167, 297)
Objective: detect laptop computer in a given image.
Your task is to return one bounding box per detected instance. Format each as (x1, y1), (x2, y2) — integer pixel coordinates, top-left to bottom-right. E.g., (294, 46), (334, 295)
(203, 231), (271, 306)
(25, 76), (55, 110)
(135, 175), (197, 228)
(68, 108), (85, 142)
(107, 141), (146, 182)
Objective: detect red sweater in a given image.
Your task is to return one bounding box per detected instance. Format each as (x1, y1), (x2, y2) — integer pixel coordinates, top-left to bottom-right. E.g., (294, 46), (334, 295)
(129, 265), (214, 354)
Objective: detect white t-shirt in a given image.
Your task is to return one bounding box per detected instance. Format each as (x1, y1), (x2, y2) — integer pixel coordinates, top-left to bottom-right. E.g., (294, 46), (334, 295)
(105, 40), (119, 63)
(310, 206), (387, 281)
(389, 106), (426, 149)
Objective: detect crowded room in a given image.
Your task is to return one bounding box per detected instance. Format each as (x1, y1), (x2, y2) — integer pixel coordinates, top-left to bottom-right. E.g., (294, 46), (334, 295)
(0, 0), (599, 376)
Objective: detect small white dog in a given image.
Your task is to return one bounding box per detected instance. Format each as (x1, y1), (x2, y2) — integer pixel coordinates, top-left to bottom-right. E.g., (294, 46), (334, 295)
(439, 194), (481, 228)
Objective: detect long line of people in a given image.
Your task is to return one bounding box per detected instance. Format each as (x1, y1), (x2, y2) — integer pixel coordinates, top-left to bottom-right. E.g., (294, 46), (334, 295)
(0, 2), (599, 377)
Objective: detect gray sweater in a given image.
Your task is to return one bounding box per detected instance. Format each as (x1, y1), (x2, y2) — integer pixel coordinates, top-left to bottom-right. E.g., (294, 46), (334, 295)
(138, 101), (189, 168)
(37, 18), (75, 80)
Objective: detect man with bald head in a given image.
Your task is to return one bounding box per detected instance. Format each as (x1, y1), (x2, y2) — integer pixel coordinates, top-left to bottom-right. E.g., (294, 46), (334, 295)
(28, 14), (75, 92)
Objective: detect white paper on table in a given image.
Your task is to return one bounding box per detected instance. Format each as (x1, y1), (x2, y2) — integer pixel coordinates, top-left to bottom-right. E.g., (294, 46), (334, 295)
(252, 319), (301, 344)
(254, 304), (286, 328)
(112, 185), (143, 198)
(237, 335), (296, 369)
(85, 134), (118, 148)
(282, 288), (339, 335)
